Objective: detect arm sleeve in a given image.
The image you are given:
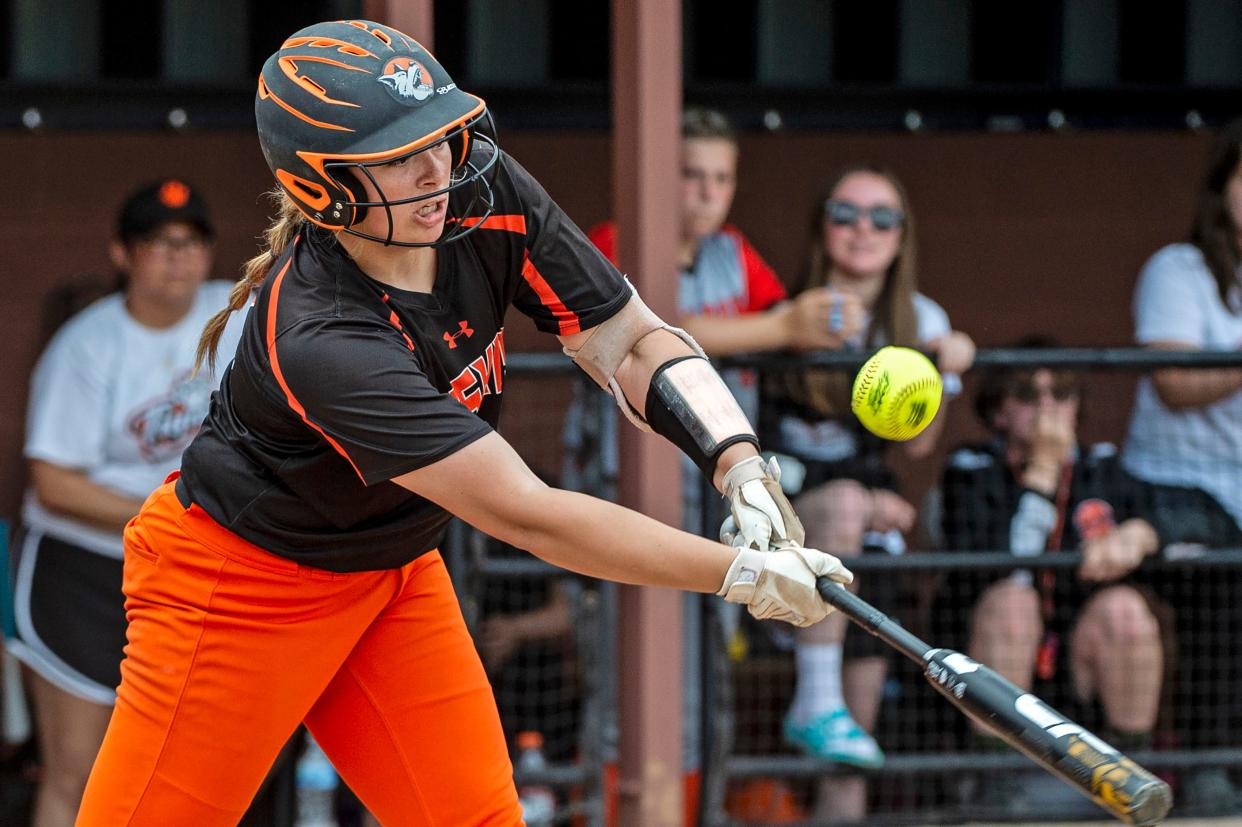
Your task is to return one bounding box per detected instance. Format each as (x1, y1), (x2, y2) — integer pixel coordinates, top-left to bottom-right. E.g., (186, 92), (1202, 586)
(505, 156), (630, 336)
(273, 319), (493, 486)
(735, 231), (787, 312)
(25, 326), (111, 470)
(1009, 490), (1057, 556)
(1133, 247), (1206, 346)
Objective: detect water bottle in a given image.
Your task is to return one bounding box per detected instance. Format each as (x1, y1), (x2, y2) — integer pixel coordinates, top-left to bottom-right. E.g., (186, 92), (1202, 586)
(295, 732), (339, 827)
(515, 730), (556, 826)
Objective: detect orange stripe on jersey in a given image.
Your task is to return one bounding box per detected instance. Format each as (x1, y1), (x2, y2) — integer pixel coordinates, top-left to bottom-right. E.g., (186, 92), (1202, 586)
(458, 214), (526, 234)
(381, 293), (416, 351)
(521, 254), (581, 335)
(265, 251), (367, 483)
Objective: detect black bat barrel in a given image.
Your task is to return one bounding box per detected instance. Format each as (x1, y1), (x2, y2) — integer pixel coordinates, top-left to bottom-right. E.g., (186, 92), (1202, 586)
(817, 578), (1172, 826)
(921, 649), (1170, 826)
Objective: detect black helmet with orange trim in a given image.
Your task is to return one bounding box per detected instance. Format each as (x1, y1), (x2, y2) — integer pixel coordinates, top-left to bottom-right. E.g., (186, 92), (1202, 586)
(255, 19), (497, 247)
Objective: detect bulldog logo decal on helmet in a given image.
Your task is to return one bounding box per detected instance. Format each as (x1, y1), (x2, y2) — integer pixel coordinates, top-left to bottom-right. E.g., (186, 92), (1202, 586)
(378, 57), (434, 103)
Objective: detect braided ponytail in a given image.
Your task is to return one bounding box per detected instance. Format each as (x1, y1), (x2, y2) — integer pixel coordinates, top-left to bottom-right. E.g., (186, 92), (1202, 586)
(196, 190), (306, 373)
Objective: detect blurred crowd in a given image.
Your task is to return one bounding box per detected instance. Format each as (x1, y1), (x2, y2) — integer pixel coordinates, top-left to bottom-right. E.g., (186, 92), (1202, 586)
(3, 109), (1242, 826)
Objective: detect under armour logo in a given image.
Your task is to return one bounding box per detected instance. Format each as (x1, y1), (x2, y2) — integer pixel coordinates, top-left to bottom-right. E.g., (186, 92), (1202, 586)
(443, 320), (474, 349)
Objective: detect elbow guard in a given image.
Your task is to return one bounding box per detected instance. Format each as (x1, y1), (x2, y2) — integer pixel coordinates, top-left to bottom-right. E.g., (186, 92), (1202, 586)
(645, 355), (759, 479)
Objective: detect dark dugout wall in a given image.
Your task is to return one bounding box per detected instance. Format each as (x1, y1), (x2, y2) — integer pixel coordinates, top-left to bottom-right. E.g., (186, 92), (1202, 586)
(0, 128), (1208, 516)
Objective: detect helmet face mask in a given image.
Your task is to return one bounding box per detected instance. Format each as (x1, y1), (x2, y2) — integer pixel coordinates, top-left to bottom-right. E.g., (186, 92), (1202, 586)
(325, 112), (500, 247)
(256, 20), (500, 248)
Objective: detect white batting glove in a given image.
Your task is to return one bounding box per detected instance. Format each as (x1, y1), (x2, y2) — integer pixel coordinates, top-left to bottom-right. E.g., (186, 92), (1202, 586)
(720, 456), (806, 550)
(717, 546), (853, 627)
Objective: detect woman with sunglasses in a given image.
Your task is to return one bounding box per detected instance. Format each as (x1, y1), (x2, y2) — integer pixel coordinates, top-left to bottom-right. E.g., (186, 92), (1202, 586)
(764, 165), (974, 822)
(937, 336), (1162, 816)
(75, 21), (854, 826)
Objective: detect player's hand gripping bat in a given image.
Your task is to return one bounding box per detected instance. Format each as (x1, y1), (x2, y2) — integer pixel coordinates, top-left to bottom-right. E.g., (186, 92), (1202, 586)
(815, 578), (1172, 826)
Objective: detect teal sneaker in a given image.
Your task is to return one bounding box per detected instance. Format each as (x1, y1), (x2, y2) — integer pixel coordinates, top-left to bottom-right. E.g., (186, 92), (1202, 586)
(783, 708), (885, 768)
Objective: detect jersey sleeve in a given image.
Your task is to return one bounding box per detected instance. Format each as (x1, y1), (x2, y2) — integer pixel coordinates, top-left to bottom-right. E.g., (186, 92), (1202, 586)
(25, 321), (111, 470)
(733, 230), (787, 312)
(272, 319), (493, 486)
(504, 155), (629, 336)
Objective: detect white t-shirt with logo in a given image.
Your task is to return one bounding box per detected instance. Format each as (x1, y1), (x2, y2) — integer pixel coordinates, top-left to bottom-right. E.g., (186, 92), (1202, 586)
(23, 280), (245, 557)
(1122, 243), (1242, 528)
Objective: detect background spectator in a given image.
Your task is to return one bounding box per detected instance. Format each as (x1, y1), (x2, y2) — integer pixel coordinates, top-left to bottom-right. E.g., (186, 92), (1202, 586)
(1122, 115), (1242, 559)
(1120, 116), (1242, 812)
(564, 106), (846, 821)
(939, 336), (1163, 816)
(567, 106), (842, 524)
(4, 180), (243, 826)
(764, 165), (974, 822)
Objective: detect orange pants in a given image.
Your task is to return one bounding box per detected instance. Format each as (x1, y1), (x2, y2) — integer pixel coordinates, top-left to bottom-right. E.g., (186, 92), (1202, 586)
(77, 480), (522, 826)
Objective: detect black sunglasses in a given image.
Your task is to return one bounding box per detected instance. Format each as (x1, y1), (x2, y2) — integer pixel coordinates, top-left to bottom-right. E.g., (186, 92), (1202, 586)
(825, 200), (904, 231)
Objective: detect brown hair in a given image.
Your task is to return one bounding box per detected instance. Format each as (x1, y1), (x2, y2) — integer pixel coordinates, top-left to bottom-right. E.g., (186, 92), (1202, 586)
(781, 165), (920, 418)
(1190, 117), (1242, 312)
(195, 190), (306, 372)
(682, 106), (737, 147)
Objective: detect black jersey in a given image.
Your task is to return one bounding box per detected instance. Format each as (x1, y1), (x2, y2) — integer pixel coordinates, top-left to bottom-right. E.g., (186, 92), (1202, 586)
(941, 439), (1152, 555)
(182, 150), (628, 572)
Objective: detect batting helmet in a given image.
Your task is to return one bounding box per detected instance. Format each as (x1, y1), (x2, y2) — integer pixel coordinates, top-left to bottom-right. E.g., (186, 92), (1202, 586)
(256, 19), (497, 246)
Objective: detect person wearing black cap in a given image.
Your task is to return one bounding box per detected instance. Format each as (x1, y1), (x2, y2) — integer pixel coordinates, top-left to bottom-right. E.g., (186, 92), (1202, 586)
(7, 178), (242, 826)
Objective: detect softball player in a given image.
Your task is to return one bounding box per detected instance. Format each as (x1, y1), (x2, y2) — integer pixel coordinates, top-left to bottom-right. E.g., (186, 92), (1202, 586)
(76, 21), (850, 826)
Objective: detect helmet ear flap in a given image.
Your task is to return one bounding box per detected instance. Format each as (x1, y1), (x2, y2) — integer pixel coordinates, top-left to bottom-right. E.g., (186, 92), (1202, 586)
(334, 169), (369, 226)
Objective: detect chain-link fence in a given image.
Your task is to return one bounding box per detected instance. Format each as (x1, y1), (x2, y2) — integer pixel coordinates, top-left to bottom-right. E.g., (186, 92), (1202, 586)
(447, 348), (1242, 826)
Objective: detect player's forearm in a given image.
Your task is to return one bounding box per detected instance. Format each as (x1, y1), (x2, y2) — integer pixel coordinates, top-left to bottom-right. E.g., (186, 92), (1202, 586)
(29, 460), (146, 531)
(509, 487), (734, 593)
(611, 327), (697, 403)
(614, 328), (761, 489)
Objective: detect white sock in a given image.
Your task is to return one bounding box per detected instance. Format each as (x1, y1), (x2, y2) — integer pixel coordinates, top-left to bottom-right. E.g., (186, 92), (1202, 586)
(789, 643), (844, 725)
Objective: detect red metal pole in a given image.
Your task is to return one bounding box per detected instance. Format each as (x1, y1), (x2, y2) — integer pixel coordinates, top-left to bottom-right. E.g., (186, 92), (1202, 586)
(361, 0), (434, 48)
(612, 0), (685, 824)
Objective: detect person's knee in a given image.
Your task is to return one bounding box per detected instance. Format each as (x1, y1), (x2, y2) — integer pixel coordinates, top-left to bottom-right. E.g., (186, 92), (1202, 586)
(1083, 587), (1160, 649)
(797, 480), (869, 552)
(973, 579), (1042, 647)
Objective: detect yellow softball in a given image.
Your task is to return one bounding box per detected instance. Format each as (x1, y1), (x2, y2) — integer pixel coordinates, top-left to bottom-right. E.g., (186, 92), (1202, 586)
(851, 346), (943, 441)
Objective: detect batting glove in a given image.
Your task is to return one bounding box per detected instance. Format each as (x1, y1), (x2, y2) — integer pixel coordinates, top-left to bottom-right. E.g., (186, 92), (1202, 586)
(720, 456), (806, 551)
(717, 546), (852, 627)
